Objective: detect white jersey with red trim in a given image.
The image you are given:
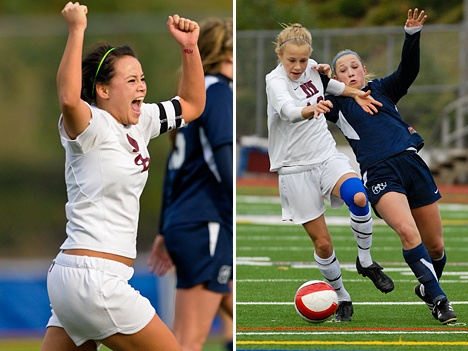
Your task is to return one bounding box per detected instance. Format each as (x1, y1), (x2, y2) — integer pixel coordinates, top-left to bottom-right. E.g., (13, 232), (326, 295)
(266, 59), (345, 172)
(58, 98), (183, 259)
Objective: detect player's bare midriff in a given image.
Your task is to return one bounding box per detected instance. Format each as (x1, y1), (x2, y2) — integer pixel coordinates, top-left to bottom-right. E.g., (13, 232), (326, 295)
(62, 249), (134, 267)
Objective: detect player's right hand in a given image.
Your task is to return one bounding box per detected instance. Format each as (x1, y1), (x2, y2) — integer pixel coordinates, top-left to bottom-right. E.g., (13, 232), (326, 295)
(148, 234), (175, 276)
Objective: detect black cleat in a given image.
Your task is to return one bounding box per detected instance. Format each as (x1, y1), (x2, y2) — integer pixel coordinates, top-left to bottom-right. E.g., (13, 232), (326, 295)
(414, 284), (437, 319)
(433, 297), (457, 325)
(356, 257), (394, 293)
(333, 301), (353, 322)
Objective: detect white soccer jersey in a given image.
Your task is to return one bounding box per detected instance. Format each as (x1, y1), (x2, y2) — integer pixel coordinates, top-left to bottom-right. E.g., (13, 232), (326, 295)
(58, 99), (184, 259)
(266, 59), (345, 172)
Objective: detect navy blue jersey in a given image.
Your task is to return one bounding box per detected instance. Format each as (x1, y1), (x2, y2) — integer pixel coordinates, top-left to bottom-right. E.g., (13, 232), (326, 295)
(326, 31), (424, 173)
(160, 74), (233, 233)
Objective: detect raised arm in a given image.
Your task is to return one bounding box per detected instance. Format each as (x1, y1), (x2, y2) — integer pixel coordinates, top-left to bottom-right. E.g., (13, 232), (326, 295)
(399, 8), (426, 82)
(167, 15), (205, 123)
(383, 8), (427, 103)
(57, 2), (92, 139)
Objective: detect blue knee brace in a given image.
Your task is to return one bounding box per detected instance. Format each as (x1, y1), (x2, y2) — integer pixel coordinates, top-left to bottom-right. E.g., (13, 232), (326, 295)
(340, 177), (369, 216)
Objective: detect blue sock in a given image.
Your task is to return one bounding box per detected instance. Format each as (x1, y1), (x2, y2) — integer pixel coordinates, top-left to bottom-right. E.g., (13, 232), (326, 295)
(403, 243), (446, 303)
(432, 251), (446, 280)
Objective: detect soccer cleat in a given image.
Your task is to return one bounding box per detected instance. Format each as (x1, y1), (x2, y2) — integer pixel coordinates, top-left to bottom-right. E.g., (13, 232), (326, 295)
(356, 257), (394, 293)
(433, 297), (457, 325)
(414, 284), (437, 319)
(333, 301), (353, 322)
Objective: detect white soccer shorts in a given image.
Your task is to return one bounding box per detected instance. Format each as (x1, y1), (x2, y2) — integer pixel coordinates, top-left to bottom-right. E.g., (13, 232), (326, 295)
(278, 153), (356, 224)
(46, 252), (155, 346)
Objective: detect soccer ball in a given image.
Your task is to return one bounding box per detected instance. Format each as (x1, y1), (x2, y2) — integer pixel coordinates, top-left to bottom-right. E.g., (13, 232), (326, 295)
(294, 280), (338, 323)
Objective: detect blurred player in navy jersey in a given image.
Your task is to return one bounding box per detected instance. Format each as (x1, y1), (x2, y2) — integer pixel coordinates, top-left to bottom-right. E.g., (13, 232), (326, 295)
(148, 17), (233, 351)
(325, 8), (457, 325)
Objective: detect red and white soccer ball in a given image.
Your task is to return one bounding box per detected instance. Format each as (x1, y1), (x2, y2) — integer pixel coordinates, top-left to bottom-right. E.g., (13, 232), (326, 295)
(294, 280), (338, 323)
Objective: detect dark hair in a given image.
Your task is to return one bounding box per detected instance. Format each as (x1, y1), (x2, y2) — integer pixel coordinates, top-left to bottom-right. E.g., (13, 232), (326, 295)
(81, 43), (137, 103)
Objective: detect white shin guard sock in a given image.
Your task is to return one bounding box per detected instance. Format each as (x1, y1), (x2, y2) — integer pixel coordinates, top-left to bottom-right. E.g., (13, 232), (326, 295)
(350, 212), (373, 268)
(314, 250), (351, 302)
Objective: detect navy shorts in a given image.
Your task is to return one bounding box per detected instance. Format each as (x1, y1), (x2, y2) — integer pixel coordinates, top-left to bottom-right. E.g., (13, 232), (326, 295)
(164, 221), (233, 293)
(363, 151), (441, 216)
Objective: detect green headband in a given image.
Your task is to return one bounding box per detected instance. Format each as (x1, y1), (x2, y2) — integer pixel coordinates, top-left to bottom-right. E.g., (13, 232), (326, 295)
(92, 47), (115, 98)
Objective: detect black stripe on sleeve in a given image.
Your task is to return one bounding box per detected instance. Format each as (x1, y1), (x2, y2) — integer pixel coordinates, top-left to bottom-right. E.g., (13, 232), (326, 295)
(157, 102), (168, 134)
(171, 98), (182, 116)
(171, 99), (183, 128)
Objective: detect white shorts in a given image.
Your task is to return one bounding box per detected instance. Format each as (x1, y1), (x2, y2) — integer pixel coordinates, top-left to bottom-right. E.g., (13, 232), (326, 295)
(46, 252), (155, 346)
(278, 153), (356, 224)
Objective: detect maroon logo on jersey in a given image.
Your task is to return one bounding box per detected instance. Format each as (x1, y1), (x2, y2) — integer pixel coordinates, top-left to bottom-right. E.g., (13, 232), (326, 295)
(300, 80), (319, 98)
(127, 134), (150, 172)
(127, 134), (139, 152)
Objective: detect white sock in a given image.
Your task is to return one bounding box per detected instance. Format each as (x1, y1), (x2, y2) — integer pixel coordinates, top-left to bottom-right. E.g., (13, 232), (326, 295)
(314, 250), (351, 302)
(350, 211), (373, 267)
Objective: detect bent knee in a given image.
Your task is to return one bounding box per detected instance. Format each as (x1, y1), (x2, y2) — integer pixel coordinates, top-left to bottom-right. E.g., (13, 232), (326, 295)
(394, 223), (421, 247)
(312, 238), (333, 258)
(340, 178), (369, 216)
(353, 192), (367, 208)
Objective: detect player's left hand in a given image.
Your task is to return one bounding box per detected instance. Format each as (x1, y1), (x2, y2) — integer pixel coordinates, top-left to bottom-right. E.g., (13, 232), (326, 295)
(406, 8), (427, 28)
(354, 90), (383, 115)
(313, 100), (333, 119)
(167, 14), (200, 47)
(313, 64), (332, 78)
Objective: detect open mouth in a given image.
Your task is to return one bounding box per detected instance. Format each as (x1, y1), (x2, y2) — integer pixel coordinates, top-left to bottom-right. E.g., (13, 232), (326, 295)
(131, 97), (144, 114)
(290, 72), (302, 80)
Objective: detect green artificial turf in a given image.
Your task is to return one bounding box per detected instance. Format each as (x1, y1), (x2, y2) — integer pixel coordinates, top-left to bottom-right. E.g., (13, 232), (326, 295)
(236, 194), (468, 351)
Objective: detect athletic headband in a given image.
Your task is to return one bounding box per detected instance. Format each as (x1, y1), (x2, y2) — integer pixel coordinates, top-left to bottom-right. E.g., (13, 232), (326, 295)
(92, 47), (115, 97)
(332, 50), (361, 70)
(280, 37), (311, 47)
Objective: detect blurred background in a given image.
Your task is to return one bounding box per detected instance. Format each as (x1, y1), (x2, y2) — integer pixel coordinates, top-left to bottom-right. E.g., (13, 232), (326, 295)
(0, 0), (232, 344)
(236, 0), (468, 186)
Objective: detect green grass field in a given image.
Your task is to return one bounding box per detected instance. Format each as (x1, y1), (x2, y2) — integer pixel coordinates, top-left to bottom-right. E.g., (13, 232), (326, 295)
(236, 189), (468, 351)
(0, 337), (227, 351)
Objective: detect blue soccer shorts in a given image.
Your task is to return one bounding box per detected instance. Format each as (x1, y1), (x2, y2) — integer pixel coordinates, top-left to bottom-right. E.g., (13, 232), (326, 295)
(363, 151), (441, 217)
(164, 221), (233, 293)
